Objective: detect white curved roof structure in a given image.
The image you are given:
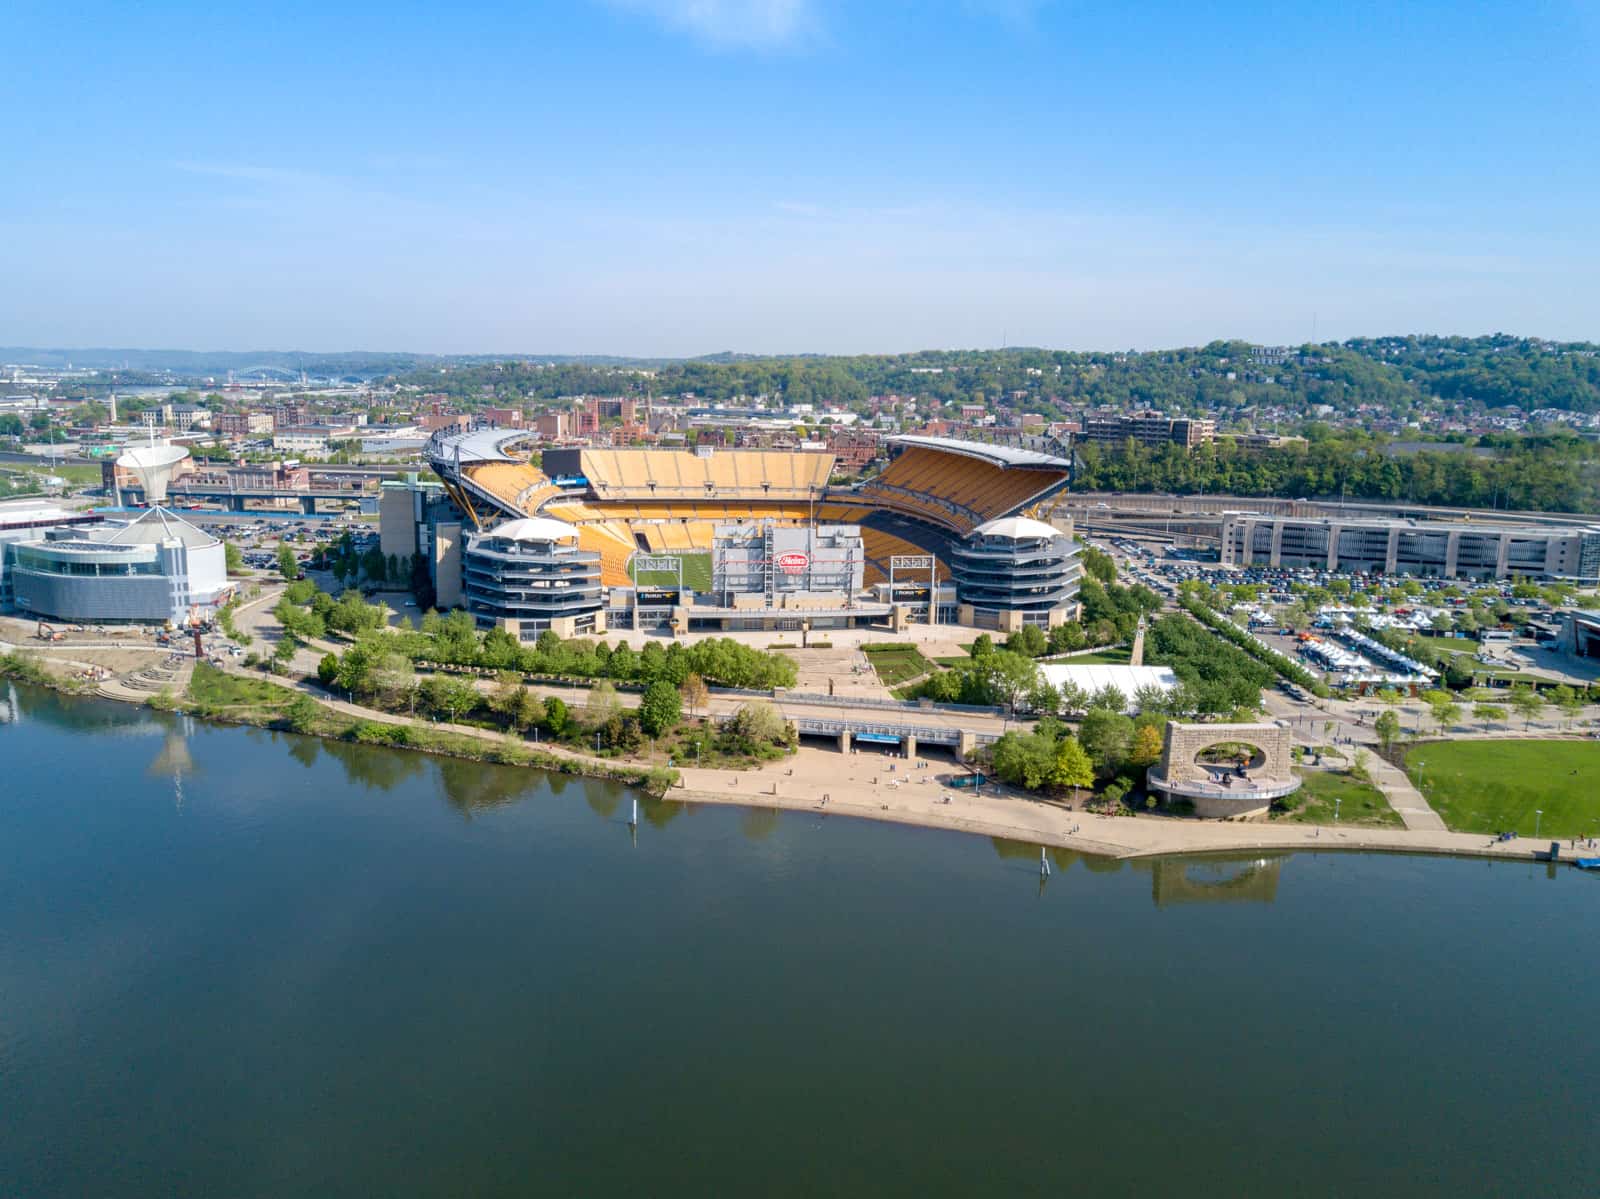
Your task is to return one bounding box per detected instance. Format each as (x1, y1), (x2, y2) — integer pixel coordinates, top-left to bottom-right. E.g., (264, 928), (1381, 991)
(971, 515), (1063, 541)
(485, 517), (579, 543)
(889, 435), (1071, 471)
(103, 507), (218, 549)
(116, 443), (188, 504)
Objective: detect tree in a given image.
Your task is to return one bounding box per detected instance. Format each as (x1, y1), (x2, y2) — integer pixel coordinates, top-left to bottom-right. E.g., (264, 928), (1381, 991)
(420, 674), (477, 722)
(317, 653), (339, 687)
(1428, 695), (1461, 732)
(286, 694), (321, 733)
(277, 543), (298, 580)
(1549, 684), (1583, 728)
(1508, 684), (1544, 729)
(271, 637), (297, 674)
(978, 650), (1039, 716)
(991, 731), (1057, 790)
(1005, 624), (1047, 658)
(583, 679), (621, 727)
(361, 544), (386, 584)
(1078, 709), (1134, 777)
(1472, 702), (1504, 728)
(488, 670), (524, 721)
(1128, 723), (1164, 769)
(509, 687), (544, 734)
(969, 633), (994, 658)
(1026, 680), (1059, 716)
(681, 672), (710, 718)
(730, 700), (788, 746)
(1051, 735), (1095, 795)
(544, 695), (569, 736)
(224, 542), (244, 574)
(1374, 709), (1401, 751)
(638, 679), (682, 737)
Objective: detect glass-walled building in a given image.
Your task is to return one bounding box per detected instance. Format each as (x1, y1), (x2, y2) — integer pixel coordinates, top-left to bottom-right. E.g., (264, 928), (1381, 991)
(1, 508), (230, 624)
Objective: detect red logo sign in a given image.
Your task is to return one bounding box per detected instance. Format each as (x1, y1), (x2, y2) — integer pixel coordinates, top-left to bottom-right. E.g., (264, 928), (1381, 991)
(777, 552), (810, 574)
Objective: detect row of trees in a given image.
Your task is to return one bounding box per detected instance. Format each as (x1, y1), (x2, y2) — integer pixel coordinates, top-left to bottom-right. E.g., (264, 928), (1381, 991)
(315, 635), (793, 762)
(1073, 430), (1600, 513)
(276, 583), (799, 692)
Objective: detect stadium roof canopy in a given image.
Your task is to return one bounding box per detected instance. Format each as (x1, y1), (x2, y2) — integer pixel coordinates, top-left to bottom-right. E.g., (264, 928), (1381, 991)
(425, 427), (535, 467)
(481, 517), (580, 543)
(972, 516), (1064, 541)
(888, 435), (1071, 471)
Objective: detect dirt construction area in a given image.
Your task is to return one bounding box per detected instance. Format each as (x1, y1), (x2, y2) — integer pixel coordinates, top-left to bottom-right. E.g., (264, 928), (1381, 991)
(0, 614), (188, 677)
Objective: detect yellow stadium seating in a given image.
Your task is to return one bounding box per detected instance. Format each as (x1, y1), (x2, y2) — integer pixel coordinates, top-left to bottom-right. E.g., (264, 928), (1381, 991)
(854, 447), (1066, 533)
(578, 449), (832, 500)
(462, 460), (562, 518)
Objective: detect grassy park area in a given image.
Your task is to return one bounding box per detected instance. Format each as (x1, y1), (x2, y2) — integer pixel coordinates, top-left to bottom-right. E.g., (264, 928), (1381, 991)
(628, 551), (712, 593)
(861, 643), (936, 686)
(1052, 646), (1132, 665)
(1282, 770), (1404, 828)
(1404, 740), (1600, 837)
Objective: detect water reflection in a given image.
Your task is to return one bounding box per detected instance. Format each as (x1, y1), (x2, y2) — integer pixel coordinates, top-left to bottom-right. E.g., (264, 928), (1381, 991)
(586, 785), (623, 821)
(992, 839), (1286, 907)
(740, 807), (781, 841)
(435, 756), (540, 817)
(1140, 854), (1285, 908)
(313, 738), (428, 793)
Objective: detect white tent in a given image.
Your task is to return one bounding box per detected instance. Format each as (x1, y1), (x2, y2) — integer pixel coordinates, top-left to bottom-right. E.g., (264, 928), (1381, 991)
(1036, 663), (1180, 714)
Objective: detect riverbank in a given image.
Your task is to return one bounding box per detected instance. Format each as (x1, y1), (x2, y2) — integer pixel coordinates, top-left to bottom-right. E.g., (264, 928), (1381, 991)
(673, 745), (1587, 863)
(4, 645), (1592, 867)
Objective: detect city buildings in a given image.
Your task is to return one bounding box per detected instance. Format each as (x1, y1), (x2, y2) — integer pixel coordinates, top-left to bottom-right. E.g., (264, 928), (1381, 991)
(1079, 410), (1216, 451)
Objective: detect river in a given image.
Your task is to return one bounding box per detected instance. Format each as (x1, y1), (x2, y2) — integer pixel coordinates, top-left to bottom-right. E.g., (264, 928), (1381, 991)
(2, 683), (1597, 1196)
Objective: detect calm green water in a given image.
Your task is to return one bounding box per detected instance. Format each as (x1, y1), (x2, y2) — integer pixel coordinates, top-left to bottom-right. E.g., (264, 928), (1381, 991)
(2, 683), (1598, 1197)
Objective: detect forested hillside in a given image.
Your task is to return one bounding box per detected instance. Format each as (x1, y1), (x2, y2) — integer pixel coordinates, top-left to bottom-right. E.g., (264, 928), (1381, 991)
(390, 335), (1600, 417)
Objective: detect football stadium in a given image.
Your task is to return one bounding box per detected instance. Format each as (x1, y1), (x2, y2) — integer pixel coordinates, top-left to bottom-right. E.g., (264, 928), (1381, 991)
(418, 429), (1079, 636)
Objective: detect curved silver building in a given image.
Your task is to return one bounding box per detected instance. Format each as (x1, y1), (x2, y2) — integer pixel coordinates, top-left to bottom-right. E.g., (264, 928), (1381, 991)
(2, 508), (230, 624)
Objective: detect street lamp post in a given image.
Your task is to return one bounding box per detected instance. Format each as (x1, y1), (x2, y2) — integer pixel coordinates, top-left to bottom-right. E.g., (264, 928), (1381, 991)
(1535, 809), (1543, 839)
(1334, 797), (1341, 824)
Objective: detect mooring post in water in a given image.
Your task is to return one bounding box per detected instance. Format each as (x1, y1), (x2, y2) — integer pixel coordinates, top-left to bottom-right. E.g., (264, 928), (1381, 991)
(630, 797), (638, 828)
(1040, 847), (1051, 878)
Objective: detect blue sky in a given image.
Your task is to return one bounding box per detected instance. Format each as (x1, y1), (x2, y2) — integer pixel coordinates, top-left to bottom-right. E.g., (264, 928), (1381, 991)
(3, 0), (1597, 355)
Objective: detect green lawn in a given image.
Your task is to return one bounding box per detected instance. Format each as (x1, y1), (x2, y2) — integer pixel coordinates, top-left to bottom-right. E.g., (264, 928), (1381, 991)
(1399, 633), (1478, 654)
(187, 661), (295, 713)
(1052, 646), (1131, 665)
(628, 550), (712, 593)
(1283, 770), (1404, 827)
(1404, 740), (1600, 837)
(861, 645), (935, 686)
(3, 461), (106, 486)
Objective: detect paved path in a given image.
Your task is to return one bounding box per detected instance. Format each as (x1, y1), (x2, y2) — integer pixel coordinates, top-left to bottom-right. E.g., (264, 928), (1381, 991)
(1361, 753), (1446, 831)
